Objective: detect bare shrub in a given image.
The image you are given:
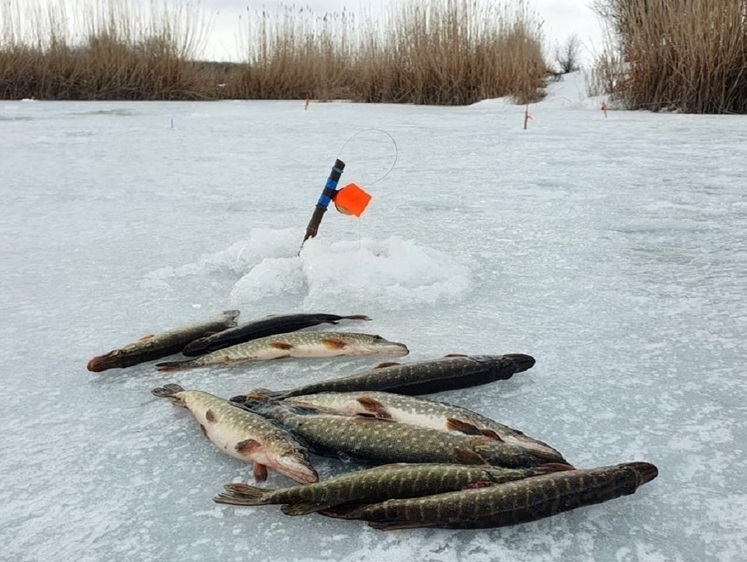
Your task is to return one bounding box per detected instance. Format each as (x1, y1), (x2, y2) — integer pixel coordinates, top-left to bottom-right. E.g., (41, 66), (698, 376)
(555, 33), (582, 74)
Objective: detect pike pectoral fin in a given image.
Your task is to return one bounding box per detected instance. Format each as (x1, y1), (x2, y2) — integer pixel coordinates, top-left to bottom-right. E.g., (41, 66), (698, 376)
(453, 447), (489, 465)
(356, 396), (393, 419)
(253, 463), (269, 482)
(374, 362), (400, 369)
(270, 342), (294, 350)
(322, 337), (348, 350)
(139, 334), (156, 341)
(281, 502), (337, 516)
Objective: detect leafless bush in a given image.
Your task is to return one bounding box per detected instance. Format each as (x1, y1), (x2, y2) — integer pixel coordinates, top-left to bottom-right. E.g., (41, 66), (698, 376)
(554, 33), (582, 74)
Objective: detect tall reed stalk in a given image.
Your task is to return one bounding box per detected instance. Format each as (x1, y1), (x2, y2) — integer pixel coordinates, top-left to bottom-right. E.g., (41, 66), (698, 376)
(1, 0), (549, 105)
(593, 0), (747, 113)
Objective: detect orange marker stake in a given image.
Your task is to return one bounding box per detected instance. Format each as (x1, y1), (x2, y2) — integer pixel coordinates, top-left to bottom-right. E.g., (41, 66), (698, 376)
(334, 183), (372, 217)
(523, 104), (533, 130)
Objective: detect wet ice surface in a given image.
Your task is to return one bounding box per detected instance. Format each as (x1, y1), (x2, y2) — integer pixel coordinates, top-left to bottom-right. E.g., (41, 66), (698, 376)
(2, 75), (746, 560)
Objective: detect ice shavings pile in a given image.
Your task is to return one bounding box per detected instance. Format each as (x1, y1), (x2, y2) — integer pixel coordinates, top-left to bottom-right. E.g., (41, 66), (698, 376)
(145, 228), (472, 311)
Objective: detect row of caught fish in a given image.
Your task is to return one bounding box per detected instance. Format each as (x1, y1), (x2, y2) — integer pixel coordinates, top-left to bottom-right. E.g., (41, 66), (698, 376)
(151, 378), (657, 530)
(87, 310), (410, 372)
(215, 461), (657, 530)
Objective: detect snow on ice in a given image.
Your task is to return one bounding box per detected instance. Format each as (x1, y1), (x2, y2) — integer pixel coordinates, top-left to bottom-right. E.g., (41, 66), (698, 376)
(1, 73), (745, 561)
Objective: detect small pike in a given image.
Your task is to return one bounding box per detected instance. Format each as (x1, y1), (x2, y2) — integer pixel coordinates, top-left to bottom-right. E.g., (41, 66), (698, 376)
(156, 332), (408, 372)
(326, 462), (658, 530)
(87, 310), (239, 372)
(283, 391), (567, 464)
(233, 397), (558, 468)
(237, 354), (534, 399)
(214, 459), (572, 515)
(151, 384), (318, 484)
(182, 313), (372, 356)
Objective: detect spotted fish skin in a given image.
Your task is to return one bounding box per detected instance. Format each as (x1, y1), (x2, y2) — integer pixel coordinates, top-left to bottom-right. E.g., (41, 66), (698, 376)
(234, 398), (555, 468)
(214, 462), (570, 514)
(329, 462), (658, 530)
(283, 391), (567, 464)
(182, 313), (372, 356)
(87, 310), (240, 372)
(243, 354), (534, 399)
(151, 384), (318, 484)
(156, 332), (408, 372)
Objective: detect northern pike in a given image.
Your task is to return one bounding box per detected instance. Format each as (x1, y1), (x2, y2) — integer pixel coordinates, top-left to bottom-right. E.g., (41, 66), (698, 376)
(323, 462), (658, 530)
(87, 310), (240, 372)
(151, 384), (318, 484)
(156, 332), (409, 372)
(236, 354), (534, 399)
(214, 458), (572, 515)
(182, 313), (372, 356)
(233, 397), (562, 468)
(282, 391), (567, 464)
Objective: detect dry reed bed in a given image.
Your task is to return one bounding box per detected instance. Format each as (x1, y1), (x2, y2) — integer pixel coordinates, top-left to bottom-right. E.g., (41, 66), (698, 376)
(593, 0), (747, 113)
(0, 0), (548, 105)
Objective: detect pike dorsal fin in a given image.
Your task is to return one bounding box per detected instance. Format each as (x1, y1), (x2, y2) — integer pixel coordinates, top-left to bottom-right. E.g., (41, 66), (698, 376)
(322, 337), (348, 350)
(453, 447), (488, 465)
(356, 396), (393, 419)
(446, 417), (483, 436)
(444, 353), (469, 358)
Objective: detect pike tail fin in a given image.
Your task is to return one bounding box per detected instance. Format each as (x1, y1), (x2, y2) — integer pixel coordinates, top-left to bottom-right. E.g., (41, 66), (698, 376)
(213, 483), (274, 506)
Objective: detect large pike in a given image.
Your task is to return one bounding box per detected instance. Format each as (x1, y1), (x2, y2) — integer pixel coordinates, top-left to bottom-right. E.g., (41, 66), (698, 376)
(156, 332), (409, 372)
(236, 354), (534, 399)
(182, 313), (372, 356)
(282, 391), (567, 464)
(324, 462), (658, 530)
(233, 397), (561, 468)
(87, 310), (240, 372)
(151, 384), (318, 484)
(214, 459), (572, 515)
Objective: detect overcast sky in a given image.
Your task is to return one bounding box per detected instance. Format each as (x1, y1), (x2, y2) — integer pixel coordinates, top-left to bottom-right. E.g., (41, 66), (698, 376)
(197, 0), (605, 65)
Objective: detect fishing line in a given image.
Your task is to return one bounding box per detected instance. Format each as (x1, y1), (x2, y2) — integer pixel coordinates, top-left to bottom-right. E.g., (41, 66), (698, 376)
(335, 128), (399, 186)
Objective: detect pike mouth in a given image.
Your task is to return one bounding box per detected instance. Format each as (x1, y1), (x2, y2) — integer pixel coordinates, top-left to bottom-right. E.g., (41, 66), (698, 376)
(87, 353), (117, 372)
(628, 462), (658, 485)
(505, 354), (536, 373)
(378, 342), (409, 357)
(274, 456), (319, 484)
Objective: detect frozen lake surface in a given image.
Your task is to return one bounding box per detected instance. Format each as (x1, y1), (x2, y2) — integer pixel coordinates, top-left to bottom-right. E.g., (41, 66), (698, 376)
(1, 75), (746, 561)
